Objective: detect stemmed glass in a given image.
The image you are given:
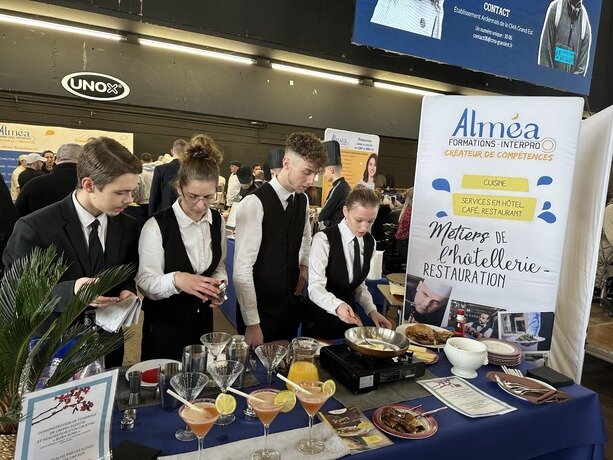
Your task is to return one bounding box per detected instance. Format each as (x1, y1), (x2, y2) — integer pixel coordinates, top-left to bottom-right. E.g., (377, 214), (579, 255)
(178, 398), (220, 460)
(293, 381), (334, 455)
(200, 332), (232, 364)
(249, 388), (285, 460)
(170, 372), (209, 441)
(207, 359), (244, 425)
(255, 344), (288, 384)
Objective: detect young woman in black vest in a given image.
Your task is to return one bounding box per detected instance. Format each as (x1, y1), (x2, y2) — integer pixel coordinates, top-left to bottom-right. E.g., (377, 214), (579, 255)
(305, 186), (392, 339)
(137, 134), (226, 360)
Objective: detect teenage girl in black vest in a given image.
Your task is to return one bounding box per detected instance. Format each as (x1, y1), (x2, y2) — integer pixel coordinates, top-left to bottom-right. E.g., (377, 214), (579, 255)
(305, 186), (392, 339)
(137, 134), (227, 361)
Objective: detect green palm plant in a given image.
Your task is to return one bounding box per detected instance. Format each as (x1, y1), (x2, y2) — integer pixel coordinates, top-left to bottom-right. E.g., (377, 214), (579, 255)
(0, 246), (135, 434)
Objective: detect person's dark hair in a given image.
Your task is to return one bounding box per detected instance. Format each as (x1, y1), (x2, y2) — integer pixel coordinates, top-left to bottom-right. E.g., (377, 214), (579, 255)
(77, 137), (142, 189)
(362, 153), (378, 182)
(285, 132), (327, 171)
(345, 185), (379, 210)
(252, 163), (261, 170)
(178, 134), (223, 187)
(236, 166), (254, 185)
(140, 152), (153, 162)
(263, 161), (272, 181)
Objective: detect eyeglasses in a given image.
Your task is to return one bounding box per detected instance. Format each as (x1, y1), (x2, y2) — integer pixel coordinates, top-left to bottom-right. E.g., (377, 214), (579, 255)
(180, 187), (216, 204)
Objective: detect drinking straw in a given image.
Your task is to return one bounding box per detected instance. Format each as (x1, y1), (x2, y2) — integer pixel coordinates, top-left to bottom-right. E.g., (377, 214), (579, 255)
(166, 389), (205, 412)
(227, 386), (266, 403)
(276, 373), (311, 395)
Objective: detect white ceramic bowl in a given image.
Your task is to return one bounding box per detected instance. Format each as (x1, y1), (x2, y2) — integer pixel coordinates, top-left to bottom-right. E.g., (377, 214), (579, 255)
(444, 337), (488, 379)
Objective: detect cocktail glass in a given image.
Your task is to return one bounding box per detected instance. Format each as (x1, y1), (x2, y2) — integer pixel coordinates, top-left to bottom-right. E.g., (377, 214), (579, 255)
(207, 359), (244, 425)
(249, 388), (285, 460)
(170, 372), (209, 441)
(178, 398), (220, 460)
(293, 381), (333, 455)
(200, 332), (232, 364)
(255, 344), (288, 384)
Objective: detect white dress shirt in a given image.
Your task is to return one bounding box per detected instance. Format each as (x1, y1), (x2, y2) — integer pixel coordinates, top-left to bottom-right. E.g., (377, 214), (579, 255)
(71, 192), (108, 251)
(233, 176), (311, 326)
(226, 173), (241, 204)
(137, 199), (227, 300)
(10, 165), (25, 201)
(308, 219), (377, 317)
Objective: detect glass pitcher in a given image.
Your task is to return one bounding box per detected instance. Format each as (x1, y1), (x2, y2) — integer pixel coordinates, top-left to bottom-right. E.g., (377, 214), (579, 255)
(287, 337), (319, 389)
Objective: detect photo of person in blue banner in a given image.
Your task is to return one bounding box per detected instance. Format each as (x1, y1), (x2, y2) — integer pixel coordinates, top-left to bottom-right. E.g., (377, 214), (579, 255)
(538, 0), (592, 76)
(370, 0), (444, 40)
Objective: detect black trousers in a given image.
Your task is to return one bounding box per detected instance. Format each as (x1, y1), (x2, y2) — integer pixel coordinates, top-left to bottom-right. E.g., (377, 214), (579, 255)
(103, 330), (125, 369)
(301, 300), (352, 340)
(141, 306), (213, 361)
(236, 298), (300, 343)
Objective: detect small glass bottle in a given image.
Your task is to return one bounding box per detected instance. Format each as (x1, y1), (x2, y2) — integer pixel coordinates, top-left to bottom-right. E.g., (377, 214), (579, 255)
(454, 308), (466, 337)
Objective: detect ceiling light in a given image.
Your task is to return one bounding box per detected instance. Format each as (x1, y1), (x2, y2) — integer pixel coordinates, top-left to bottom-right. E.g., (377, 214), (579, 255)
(138, 38), (255, 65)
(0, 13), (124, 41)
(374, 81), (440, 96)
(271, 63), (360, 84)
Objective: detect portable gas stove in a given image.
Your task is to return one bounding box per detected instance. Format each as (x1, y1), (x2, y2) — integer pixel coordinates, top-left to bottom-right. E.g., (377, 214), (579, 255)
(320, 344), (426, 393)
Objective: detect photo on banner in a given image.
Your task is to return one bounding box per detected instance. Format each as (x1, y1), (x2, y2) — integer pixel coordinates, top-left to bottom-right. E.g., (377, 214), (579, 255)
(322, 128), (381, 201)
(353, 0), (603, 95)
(403, 96), (584, 358)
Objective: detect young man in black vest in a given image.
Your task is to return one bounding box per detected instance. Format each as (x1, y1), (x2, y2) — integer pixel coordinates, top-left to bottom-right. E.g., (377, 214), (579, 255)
(233, 132), (328, 347)
(305, 186), (391, 339)
(3, 137), (142, 367)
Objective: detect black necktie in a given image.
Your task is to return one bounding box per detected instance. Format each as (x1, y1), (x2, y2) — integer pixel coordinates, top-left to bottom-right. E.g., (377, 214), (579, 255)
(89, 219), (105, 275)
(352, 237), (361, 284)
(286, 194), (294, 216)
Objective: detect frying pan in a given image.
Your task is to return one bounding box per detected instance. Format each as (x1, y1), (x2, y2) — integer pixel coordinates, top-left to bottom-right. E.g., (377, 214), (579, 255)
(344, 327), (410, 358)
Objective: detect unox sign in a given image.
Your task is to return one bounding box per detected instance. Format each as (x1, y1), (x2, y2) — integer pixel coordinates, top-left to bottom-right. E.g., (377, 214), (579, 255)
(61, 72), (130, 101)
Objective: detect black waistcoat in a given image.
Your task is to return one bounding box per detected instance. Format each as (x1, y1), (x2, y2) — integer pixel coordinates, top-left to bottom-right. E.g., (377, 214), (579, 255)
(322, 225), (374, 306)
(142, 207), (222, 323)
(252, 182), (306, 317)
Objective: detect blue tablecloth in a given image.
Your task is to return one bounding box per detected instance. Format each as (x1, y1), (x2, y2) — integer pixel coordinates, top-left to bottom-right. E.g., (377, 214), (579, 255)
(111, 354), (607, 459)
(219, 238), (388, 328)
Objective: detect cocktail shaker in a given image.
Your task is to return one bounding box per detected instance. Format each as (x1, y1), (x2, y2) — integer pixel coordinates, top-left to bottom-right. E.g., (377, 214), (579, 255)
(226, 335), (249, 388)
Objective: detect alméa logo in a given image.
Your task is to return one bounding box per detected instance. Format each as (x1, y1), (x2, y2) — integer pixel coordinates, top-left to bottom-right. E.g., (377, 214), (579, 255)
(61, 72), (130, 101)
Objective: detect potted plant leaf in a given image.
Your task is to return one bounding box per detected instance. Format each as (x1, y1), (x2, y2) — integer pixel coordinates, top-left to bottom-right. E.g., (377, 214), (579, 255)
(0, 246), (134, 445)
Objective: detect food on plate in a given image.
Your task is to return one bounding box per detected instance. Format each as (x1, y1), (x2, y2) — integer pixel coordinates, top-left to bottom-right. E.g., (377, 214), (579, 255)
(515, 333), (537, 342)
(407, 345), (437, 364)
(380, 407), (426, 434)
(404, 324), (453, 345)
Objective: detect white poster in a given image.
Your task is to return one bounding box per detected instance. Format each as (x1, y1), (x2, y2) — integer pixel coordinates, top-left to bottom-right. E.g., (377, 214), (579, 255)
(0, 122), (134, 190)
(15, 370), (118, 460)
(323, 128), (381, 198)
(404, 96), (583, 354)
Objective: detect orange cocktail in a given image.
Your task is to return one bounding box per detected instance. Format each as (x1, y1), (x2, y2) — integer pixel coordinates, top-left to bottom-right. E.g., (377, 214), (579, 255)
(249, 389), (285, 460)
(178, 399), (220, 460)
(293, 381), (333, 455)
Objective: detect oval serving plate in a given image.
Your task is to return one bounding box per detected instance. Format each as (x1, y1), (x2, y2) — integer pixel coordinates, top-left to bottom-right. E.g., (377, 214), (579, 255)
(372, 404), (438, 440)
(478, 338), (522, 356)
(396, 323), (449, 350)
(496, 377), (556, 402)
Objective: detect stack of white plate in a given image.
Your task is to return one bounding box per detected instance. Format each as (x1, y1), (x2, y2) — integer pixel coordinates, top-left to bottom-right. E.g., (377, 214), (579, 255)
(478, 338), (522, 366)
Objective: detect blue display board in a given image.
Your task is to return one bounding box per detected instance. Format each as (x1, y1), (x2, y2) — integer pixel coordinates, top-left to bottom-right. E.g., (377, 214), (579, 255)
(353, 0), (602, 95)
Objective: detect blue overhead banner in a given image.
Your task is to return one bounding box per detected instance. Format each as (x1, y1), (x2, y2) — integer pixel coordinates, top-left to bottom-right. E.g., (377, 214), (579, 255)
(353, 0), (602, 95)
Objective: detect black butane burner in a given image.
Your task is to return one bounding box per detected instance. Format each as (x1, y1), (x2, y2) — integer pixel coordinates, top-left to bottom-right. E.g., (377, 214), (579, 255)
(320, 344), (426, 394)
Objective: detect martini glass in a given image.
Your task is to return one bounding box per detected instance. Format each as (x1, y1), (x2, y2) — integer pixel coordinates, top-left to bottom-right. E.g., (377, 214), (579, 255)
(170, 372), (209, 441)
(200, 332), (232, 363)
(255, 344), (288, 384)
(293, 381), (333, 455)
(178, 398), (220, 460)
(207, 359), (244, 425)
(249, 388), (284, 460)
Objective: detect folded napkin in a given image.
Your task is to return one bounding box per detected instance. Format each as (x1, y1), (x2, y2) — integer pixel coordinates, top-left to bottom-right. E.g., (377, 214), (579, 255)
(486, 371), (570, 404)
(95, 296), (142, 333)
(158, 422), (350, 460)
